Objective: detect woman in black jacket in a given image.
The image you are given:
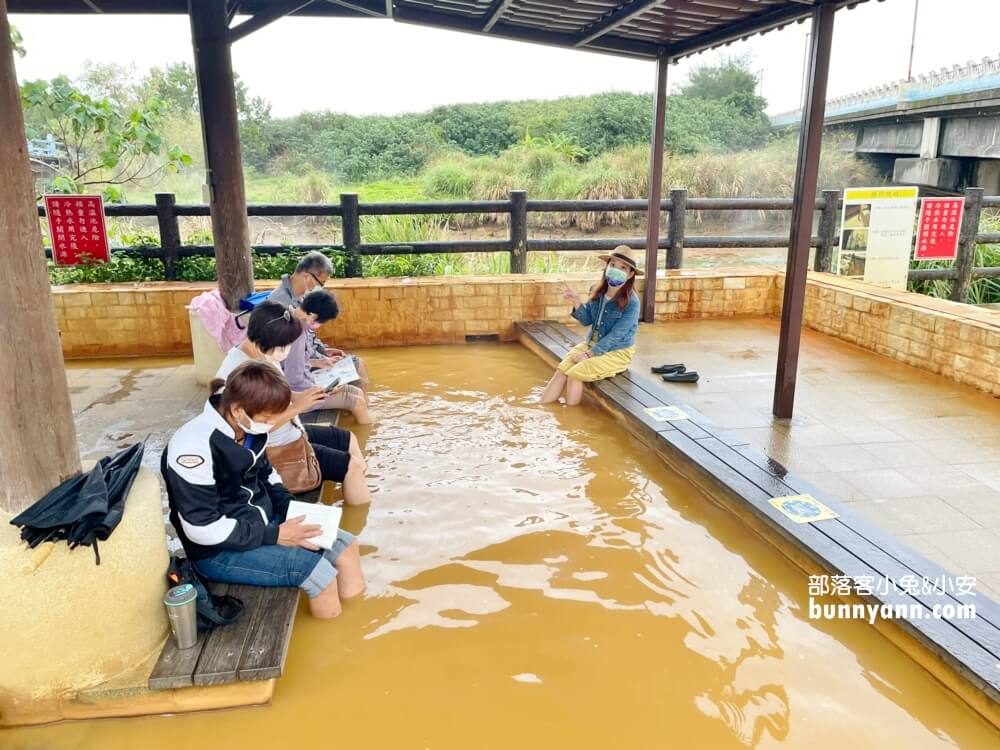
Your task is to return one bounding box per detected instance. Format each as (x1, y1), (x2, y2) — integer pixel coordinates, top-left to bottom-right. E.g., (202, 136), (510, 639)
(162, 361), (364, 619)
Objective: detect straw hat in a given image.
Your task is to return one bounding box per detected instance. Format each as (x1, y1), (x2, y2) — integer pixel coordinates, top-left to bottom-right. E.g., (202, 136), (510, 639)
(598, 245), (643, 276)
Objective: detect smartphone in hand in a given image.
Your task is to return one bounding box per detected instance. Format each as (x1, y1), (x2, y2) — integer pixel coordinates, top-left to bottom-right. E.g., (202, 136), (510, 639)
(322, 377), (341, 393)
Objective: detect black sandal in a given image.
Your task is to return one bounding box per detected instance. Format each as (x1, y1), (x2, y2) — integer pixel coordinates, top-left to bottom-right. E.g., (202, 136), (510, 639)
(651, 363), (685, 374)
(662, 371), (699, 383)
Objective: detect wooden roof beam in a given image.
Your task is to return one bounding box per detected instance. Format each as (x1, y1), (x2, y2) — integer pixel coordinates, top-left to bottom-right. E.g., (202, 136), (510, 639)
(664, 0), (815, 58)
(573, 0), (665, 47)
(324, 0), (388, 17)
(482, 0), (517, 32)
(394, 4), (662, 57)
(229, 0), (316, 41)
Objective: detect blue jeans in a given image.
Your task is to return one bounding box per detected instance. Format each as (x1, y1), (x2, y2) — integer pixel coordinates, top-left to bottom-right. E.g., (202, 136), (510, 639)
(194, 527), (356, 598)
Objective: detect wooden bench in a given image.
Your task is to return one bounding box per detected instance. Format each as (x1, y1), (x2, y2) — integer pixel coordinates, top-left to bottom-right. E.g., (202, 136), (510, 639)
(150, 408), (342, 691)
(517, 320), (1000, 709)
(149, 584), (298, 689)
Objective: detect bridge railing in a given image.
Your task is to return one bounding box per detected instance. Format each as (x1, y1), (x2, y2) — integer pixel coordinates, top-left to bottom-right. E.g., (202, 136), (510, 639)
(37, 188), (1000, 303)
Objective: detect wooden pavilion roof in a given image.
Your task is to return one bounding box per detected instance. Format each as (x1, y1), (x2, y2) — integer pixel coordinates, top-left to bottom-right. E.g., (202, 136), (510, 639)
(10, 0), (875, 60)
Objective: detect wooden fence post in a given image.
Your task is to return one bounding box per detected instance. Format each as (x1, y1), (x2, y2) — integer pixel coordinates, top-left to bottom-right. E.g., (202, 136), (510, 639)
(510, 190), (528, 274)
(667, 187), (686, 269)
(155, 193), (182, 281)
(814, 189), (840, 272)
(340, 192), (362, 278)
(950, 187), (983, 303)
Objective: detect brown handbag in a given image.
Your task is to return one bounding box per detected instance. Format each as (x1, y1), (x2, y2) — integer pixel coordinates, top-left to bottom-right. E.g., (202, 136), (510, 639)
(266, 435), (322, 494)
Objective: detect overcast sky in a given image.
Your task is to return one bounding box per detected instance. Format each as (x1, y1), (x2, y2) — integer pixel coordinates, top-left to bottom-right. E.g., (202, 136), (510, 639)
(11, 0), (1000, 118)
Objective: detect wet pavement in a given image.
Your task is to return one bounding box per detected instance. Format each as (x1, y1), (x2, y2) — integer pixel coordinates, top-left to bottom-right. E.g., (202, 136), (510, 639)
(624, 317), (1000, 601)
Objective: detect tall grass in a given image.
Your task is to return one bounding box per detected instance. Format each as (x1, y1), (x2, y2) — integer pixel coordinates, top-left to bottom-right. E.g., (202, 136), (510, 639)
(420, 136), (879, 233)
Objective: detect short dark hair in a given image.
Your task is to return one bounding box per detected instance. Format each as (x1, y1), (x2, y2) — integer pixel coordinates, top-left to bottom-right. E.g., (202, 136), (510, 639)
(209, 361), (291, 418)
(247, 301), (301, 353)
(301, 289), (339, 323)
(295, 251), (333, 277)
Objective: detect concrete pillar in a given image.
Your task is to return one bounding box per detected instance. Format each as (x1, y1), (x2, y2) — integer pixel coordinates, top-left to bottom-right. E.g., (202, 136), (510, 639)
(0, 0), (80, 514)
(920, 117), (942, 159)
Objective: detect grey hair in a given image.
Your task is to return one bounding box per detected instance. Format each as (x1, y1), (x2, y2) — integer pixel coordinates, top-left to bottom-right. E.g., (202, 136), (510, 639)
(295, 251), (333, 277)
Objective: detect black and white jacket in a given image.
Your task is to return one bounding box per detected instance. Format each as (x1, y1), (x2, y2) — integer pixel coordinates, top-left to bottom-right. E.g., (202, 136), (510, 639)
(162, 397), (294, 562)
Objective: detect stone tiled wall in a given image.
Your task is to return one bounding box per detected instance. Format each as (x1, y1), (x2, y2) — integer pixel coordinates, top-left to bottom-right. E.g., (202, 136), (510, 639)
(52, 270), (777, 357)
(794, 274), (1000, 397)
(50, 270), (1000, 398)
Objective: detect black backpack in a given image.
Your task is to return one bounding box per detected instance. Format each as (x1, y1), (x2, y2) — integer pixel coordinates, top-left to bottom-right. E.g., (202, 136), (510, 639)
(166, 555), (245, 632)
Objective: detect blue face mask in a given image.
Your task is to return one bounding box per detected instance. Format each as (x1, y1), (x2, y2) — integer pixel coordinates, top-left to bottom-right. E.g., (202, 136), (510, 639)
(605, 267), (629, 287)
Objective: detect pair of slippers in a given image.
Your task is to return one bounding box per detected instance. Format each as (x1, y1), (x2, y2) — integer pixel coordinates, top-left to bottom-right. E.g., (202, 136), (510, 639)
(650, 363), (700, 383)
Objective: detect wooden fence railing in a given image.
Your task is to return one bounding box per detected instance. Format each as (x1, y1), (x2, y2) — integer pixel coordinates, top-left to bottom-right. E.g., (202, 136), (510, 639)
(38, 187), (1000, 303)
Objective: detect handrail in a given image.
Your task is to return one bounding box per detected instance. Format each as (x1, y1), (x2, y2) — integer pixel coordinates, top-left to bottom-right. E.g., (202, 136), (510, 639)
(37, 189), (1000, 303)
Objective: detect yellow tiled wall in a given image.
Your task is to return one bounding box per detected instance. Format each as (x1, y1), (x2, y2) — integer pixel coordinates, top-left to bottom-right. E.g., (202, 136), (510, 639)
(51, 270), (777, 356)
(796, 274), (1000, 397)
(51, 270), (999, 397)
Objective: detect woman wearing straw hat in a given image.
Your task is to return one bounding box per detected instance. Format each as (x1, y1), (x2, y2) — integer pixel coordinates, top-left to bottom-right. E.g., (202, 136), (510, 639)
(540, 246), (641, 406)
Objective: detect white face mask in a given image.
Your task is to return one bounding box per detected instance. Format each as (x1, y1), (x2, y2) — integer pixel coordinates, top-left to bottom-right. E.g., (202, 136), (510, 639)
(237, 412), (273, 435)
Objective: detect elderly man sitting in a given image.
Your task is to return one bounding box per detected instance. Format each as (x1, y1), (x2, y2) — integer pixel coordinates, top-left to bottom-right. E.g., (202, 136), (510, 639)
(269, 251), (370, 389)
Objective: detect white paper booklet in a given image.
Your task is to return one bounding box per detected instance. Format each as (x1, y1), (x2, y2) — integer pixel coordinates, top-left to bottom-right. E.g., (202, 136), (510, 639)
(286, 500), (343, 551)
(313, 356), (361, 389)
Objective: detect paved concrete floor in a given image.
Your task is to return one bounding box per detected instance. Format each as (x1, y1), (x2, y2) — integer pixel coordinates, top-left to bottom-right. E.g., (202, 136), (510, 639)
(620, 317), (1000, 601)
(66, 356), (204, 553)
(65, 320), (1000, 600)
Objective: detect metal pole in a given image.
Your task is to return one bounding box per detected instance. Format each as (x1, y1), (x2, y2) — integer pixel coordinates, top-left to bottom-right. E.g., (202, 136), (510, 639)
(907, 0), (920, 82)
(773, 3), (836, 419)
(643, 57), (668, 323)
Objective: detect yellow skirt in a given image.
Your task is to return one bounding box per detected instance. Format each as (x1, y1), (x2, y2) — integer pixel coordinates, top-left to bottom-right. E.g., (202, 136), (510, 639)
(557, 342), (635, 383)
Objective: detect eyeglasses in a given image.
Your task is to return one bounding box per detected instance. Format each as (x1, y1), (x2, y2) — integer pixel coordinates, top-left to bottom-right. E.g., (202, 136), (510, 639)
(307, 271), (326, 289)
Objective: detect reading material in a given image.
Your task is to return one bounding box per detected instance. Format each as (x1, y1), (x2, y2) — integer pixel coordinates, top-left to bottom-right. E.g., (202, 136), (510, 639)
(313, 356), (361, 389)
(286, 500), (343, 551)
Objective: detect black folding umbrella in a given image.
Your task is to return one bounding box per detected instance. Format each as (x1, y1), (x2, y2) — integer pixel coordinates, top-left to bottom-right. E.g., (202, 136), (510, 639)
(9, 441), (145, 564)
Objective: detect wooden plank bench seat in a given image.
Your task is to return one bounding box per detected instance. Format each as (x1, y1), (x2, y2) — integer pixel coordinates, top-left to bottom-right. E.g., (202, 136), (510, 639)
(516, 320), (1000, 710)
(150, 408), (342, 691)
(149, 584), (298, 690)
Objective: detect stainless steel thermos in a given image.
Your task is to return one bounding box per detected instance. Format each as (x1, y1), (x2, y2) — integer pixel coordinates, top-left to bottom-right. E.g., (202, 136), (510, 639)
(164, 583), (199, 649)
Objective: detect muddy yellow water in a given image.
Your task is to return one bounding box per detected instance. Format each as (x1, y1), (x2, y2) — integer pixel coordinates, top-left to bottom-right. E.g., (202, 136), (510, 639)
(6, 344), (999, 749)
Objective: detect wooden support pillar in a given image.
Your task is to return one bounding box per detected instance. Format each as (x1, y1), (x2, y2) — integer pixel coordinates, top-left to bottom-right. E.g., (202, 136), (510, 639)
(190, 0), (253, 311)
(773, 3), (835, 419)
(949, 187), (983, 303)
(643, 57), (668, 323)
(0, 0), (80, 514)
(509, 190), (528, 274)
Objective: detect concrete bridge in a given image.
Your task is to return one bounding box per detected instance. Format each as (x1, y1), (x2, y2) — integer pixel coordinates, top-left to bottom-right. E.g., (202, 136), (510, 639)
(771, 56), (1000, 193)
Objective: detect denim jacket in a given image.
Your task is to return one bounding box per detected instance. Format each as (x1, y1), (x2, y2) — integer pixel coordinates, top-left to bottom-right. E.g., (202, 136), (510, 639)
(571, 291), (640, 355)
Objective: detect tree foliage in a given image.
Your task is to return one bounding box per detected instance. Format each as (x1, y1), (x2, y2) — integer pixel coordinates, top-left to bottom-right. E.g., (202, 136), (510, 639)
(21, 76), (192, 201)
(427, 102), (519, 156)
(10, 24), (26, 57)
(21, 45), (772, 190)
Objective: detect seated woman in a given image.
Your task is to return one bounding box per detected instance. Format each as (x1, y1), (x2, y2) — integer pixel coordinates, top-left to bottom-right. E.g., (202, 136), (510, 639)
(216, 301), (370, 505)
(540, 246), (641, 407)
(162, 361), (364, 619)
(283, 289), (372, 425)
